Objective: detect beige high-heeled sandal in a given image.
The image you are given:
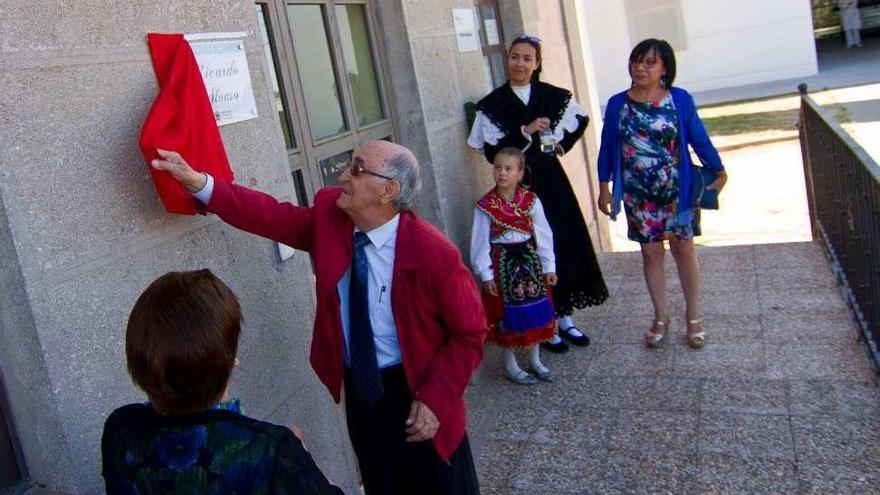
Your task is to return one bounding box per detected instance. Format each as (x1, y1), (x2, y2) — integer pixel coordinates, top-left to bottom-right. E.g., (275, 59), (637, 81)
(686, 319), (706, 349)
(645, 319), (669, 348)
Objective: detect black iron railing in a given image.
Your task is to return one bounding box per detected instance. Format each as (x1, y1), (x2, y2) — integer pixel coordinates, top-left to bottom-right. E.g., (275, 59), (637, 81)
(798, 83), (880, 374)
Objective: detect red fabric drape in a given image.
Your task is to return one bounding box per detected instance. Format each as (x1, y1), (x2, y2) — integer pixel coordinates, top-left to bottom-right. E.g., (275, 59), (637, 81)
(139, 33), (234, 214)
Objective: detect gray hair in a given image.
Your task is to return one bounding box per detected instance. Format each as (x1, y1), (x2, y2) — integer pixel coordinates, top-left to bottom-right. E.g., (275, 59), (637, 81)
(383, 151), (421, 211)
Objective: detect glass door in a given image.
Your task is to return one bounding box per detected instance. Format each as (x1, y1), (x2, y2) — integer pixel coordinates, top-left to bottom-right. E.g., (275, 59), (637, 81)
(256, 0), (395, 203)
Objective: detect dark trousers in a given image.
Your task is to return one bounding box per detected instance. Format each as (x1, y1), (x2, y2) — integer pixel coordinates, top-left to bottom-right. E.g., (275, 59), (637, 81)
(344, 365), (480, 495)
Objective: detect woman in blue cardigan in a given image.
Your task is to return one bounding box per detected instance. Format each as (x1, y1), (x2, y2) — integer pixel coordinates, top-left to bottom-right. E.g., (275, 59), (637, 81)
(596, 39), (727, 349)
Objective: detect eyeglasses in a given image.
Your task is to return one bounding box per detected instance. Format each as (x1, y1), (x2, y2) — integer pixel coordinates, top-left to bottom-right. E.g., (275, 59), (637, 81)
(349, 157), (394, 181)
(516, 34), (541, 43)
(630, 57), (659, 69)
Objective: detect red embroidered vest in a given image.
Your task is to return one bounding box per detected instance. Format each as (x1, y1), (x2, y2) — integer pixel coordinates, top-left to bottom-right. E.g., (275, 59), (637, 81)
(475, 187), (537, 240)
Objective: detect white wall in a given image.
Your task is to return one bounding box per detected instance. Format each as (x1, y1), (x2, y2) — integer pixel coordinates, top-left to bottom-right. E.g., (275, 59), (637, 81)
(580, 0), (818, 106)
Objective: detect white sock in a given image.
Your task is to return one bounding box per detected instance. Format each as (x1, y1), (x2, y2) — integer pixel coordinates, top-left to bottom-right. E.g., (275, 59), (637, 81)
(547, 334), (563, 345)
(504, 349), (524, 376)
(558, 316), (584, 338)
(528, 345), (547, 372)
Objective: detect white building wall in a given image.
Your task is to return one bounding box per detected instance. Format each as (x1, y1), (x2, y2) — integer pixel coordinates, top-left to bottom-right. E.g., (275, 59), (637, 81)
(581, 0), (818, 106)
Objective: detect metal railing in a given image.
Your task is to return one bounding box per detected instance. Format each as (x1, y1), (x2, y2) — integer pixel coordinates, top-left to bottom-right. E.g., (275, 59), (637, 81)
(798, 83), (880, 374)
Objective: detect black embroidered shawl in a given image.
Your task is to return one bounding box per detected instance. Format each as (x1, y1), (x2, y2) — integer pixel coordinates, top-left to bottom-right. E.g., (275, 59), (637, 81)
(475, 81), (574, 135)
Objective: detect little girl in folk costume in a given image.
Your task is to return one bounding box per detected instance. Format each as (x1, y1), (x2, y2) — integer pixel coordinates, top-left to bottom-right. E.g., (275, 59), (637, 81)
(470, 147), (558, 385)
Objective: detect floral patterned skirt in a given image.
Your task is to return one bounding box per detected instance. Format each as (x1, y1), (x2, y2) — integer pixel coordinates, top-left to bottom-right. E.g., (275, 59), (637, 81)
(482, 240), (556, 348)
(622, 158), (700, 243)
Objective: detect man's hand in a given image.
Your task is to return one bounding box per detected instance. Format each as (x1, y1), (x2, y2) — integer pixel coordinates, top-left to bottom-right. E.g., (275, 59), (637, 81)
(545, 273), (558, 286)
(482, 280), (499, 297)
(405, 400), (440, 442)
(151, 149), (207, 192)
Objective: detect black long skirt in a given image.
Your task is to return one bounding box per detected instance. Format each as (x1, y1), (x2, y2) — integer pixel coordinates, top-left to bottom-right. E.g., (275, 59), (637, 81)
(524, 149), (609, 315)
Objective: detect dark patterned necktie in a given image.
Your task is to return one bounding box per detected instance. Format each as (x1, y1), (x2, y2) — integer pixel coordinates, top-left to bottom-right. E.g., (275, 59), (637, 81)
(349, 232), (384, 406)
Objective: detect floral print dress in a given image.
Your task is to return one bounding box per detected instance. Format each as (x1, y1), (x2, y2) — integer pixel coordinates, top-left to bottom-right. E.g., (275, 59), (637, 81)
(620, 93), (699, 243)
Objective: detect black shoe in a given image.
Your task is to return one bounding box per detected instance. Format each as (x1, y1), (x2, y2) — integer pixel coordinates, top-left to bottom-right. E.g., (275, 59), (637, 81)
(559, 326), (590, 347)
(540, 338), (569, 354)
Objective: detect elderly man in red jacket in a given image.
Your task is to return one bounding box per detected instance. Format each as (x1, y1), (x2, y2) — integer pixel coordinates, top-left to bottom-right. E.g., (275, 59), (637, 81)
(152, 140), (486, 495)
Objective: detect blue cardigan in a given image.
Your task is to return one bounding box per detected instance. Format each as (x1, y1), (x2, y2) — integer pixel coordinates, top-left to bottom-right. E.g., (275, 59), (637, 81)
(597, 87), (724, 224)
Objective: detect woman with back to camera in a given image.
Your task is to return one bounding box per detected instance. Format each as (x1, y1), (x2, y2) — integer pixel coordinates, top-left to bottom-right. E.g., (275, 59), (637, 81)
(102, 269), (344, 494)
(467, 34), (608, 355)
(596, 39), (727, 349)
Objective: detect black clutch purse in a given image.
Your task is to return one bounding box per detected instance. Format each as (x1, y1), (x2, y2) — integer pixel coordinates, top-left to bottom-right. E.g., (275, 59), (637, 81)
(691, 165), (719, 210)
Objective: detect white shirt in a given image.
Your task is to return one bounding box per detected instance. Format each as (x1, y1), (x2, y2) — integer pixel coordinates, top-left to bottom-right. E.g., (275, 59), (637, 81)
(337, 216), (401, 368)
(510, 84), (531, 105)
(838, 0), (862, 30)
(191, 175), (402, 368)
(470, 195), (555, 282)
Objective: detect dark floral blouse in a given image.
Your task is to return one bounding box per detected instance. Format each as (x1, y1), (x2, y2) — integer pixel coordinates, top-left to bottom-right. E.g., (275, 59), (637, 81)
(101, 402), (344, 494)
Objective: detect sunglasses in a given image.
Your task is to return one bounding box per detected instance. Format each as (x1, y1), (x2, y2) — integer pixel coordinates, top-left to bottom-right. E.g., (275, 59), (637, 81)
(516, 34), (541, 43)
(349, 157), (394, 181)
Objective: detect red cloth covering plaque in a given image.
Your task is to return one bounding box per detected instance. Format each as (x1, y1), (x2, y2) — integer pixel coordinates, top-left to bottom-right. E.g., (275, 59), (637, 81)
(139, 33), (234, 214)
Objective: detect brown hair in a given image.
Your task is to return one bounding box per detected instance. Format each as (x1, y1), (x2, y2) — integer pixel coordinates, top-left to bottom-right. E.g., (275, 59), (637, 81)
(126, 269), (242, 415)
(494, 146), (527, 171)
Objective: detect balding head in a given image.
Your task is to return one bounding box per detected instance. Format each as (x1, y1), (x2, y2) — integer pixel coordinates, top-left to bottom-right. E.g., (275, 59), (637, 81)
(361, 140), (422, 211)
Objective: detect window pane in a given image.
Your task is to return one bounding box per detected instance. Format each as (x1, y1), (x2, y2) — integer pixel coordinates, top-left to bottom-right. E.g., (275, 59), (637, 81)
(335, 4), (384, 127)
(319, 149), (352, 186)
(479, 6), (501, 46)
(489, 52), (506, 88)
(624, 0), (688, 51)
(287, 4), (347, 140)
(256, 4), (295, 149)
(482, 56), (494, 92)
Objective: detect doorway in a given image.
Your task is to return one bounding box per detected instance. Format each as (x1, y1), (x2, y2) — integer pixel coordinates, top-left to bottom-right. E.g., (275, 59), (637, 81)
(0, 382), (22, 492)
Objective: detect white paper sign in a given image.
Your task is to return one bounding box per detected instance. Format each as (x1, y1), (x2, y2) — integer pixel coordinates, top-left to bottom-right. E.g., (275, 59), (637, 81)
(484, 19), (500, 45)
(190, 40), (258, 126)
(452, 8), (479, 52)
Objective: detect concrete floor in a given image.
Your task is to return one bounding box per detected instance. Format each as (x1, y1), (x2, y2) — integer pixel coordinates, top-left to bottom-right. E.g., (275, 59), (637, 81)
(608, 138), (814, 252)
(467, 242), (880, 495)
(692, 35), (880, 106)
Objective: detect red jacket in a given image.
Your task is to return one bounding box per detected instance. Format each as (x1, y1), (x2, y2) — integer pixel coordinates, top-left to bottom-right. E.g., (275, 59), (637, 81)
(207, 182), (487, 460)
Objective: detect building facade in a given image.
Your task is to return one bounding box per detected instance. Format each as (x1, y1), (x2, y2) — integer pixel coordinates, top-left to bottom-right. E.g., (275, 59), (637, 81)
(0, 1), (607, 492)
(580, 0), (819, 106)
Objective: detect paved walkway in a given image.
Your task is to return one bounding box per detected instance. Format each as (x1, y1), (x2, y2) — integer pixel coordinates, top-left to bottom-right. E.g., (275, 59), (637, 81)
(835, 83), (880, 163)
(692, 36), (880, 106)
(608, 138), (814, 251)
(467, 242), (880, 495)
